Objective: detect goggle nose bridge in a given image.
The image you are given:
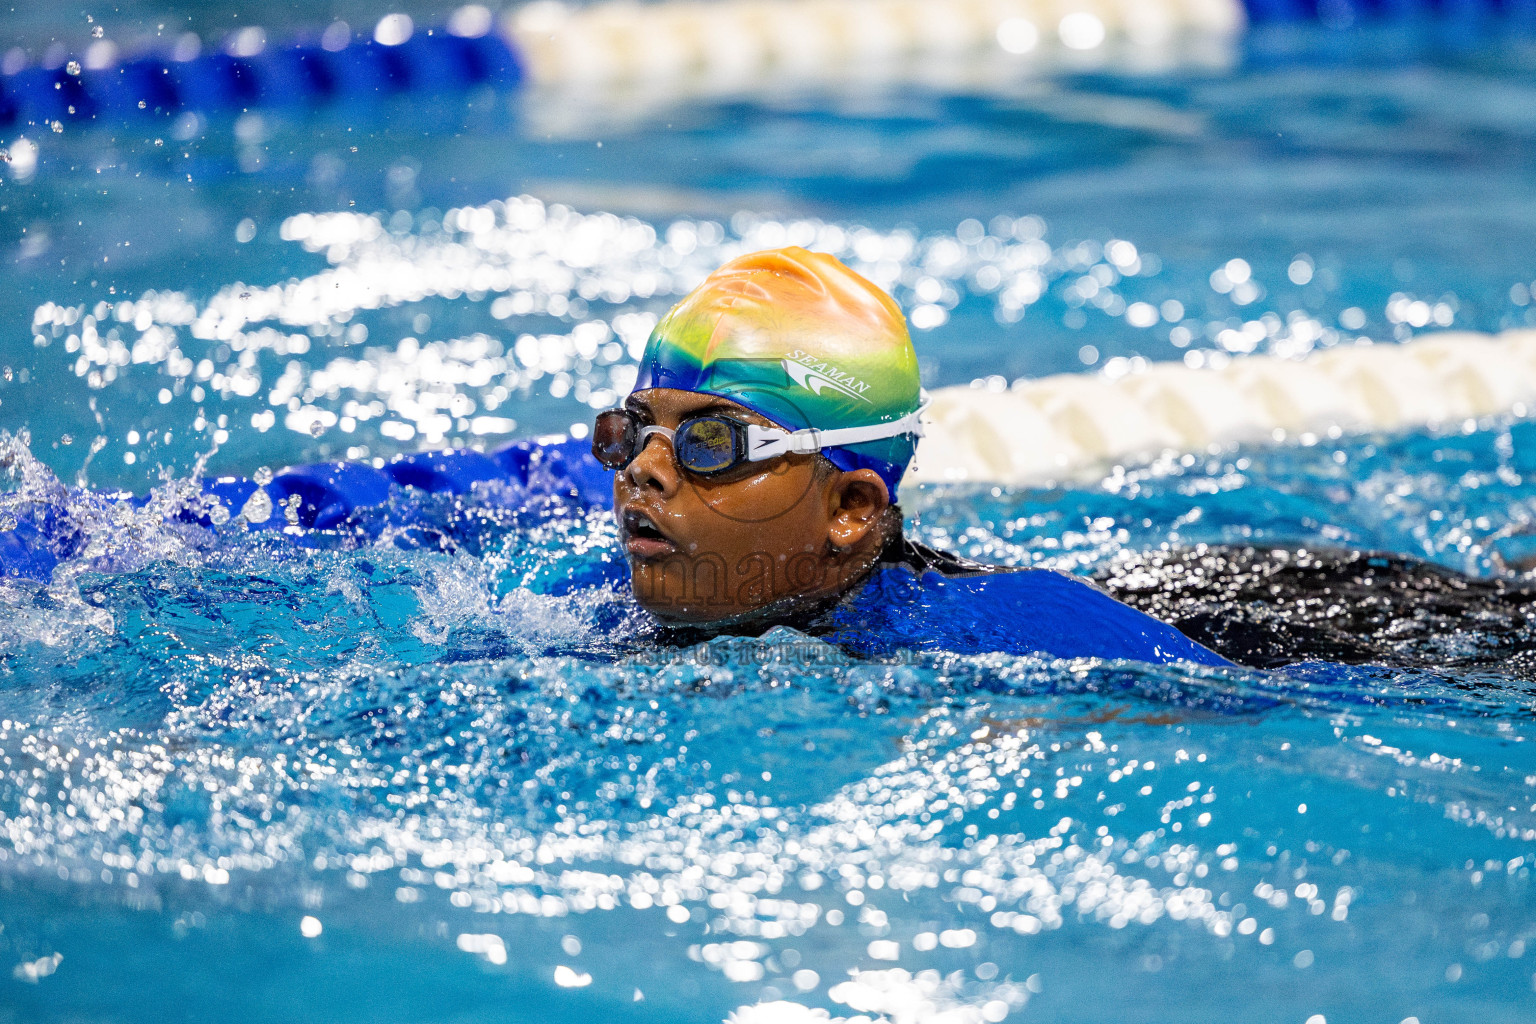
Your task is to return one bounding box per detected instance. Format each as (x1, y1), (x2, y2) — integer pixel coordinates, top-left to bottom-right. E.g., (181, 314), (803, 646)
(623, 420), (736, 475)
(633, 424), (679, 453)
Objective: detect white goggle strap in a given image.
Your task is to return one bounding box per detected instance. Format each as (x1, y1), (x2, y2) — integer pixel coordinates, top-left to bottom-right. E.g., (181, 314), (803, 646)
(744, 395), (930, 462)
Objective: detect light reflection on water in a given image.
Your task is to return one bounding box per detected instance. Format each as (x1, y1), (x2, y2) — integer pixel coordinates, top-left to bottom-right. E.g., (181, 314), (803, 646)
(0, 417), (1535, 1020)
(4, 21), (1536, 1024)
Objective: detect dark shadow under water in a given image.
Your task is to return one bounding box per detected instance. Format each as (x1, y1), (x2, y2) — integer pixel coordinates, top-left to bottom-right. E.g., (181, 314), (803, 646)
(1098, 544), (1536, 676)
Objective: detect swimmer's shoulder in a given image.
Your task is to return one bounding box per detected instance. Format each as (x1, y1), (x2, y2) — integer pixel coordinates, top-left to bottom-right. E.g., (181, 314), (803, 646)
(862, 536), (1232, 666)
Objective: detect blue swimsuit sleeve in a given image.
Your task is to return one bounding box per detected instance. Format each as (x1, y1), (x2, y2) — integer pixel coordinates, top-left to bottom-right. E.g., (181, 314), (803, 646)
(964, 568), (1232, 666)
(0, 436), (614, 578)
(824, 566), (1232, 667)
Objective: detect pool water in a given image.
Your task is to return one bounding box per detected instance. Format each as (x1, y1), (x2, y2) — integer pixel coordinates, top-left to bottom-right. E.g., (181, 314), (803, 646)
(3, 14), (1536, 1023)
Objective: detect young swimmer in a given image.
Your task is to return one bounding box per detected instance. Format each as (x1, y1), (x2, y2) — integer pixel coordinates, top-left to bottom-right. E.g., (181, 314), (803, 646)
(593, 246), (1230, 666)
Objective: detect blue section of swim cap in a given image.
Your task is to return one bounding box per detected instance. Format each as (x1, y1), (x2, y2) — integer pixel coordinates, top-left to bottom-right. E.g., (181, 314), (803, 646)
(820, 446), (908, 502)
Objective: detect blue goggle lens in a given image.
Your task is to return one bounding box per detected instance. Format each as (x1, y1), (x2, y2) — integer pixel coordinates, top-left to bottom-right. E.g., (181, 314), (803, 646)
(674, 417), (739, 473)
(592, 411), (749, 476)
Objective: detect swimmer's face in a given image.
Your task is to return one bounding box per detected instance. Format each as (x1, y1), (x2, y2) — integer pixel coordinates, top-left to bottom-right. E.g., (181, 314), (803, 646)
(612, 388), (892, 624)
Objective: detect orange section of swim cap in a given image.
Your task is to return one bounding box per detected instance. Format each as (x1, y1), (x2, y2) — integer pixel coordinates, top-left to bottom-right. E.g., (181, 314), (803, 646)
(640, 246), (917, 413)
(632, 246), (922, 494)
(681, 246), (910, 361)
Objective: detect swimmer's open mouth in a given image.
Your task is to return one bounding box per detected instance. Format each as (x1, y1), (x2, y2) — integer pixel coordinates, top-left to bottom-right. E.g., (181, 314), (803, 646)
(621, 508), (678, 560)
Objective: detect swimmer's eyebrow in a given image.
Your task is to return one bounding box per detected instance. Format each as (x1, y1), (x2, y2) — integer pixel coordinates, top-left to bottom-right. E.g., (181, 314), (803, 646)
(687, 401), (758, 419)
(624, 396), (758, 422)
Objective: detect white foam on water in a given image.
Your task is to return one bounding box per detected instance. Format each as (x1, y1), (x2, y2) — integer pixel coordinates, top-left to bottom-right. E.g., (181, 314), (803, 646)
(406, 550), (618, 654)
(0, 431), (232, 649)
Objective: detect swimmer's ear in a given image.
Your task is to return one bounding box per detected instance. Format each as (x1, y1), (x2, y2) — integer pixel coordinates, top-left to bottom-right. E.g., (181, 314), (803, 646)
(825, 468), (890, 550)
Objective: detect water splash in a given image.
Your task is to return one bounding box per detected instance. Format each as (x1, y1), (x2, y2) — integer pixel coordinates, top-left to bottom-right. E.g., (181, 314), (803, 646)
(1, 426), (1534, 1019)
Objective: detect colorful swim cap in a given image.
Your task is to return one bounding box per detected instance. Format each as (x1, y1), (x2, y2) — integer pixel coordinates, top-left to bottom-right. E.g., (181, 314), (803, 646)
(631, 246), (921, 497)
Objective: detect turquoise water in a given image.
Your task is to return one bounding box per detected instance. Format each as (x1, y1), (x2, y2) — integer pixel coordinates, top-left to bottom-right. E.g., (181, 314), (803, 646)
(3, 17), (1536, 1023)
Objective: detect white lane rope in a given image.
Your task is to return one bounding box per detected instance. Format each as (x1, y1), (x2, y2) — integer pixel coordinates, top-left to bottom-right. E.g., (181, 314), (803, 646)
(909, 330), (1536, 486)
(504, 0), (1247, 89)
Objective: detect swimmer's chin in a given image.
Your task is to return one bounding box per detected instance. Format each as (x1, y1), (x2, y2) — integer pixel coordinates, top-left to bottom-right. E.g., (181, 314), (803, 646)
(633, 590), (834, 631)
(634, 598), (762, 627)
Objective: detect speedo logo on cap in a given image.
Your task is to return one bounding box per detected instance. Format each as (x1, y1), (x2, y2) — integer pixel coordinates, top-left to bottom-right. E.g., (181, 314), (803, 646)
(782, 351), (872, 403)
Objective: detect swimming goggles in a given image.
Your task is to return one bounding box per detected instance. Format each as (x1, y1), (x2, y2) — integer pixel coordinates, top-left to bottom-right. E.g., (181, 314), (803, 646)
(591, 402), (927, 477)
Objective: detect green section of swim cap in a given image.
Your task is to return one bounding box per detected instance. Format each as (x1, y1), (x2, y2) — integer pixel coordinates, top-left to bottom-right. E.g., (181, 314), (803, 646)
(635, 314), (919, 435)
(628, 246), (922, 491)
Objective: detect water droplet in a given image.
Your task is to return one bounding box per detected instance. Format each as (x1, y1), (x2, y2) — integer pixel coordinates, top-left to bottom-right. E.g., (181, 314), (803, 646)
(65, 61), (81, 75)
(91, 26), (104, 38)
(252, 466), (273, 485)
(239, 488), (272, 524)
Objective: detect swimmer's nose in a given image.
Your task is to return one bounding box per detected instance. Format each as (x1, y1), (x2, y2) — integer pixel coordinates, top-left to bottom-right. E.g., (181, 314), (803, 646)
(624, 432), (681, 497)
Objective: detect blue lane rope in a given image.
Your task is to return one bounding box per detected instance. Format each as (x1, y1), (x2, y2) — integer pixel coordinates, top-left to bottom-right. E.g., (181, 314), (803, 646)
(3, 0), (1534, 131)
(0, 26), (523, 129)
(1243, 0), (1534, 22)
